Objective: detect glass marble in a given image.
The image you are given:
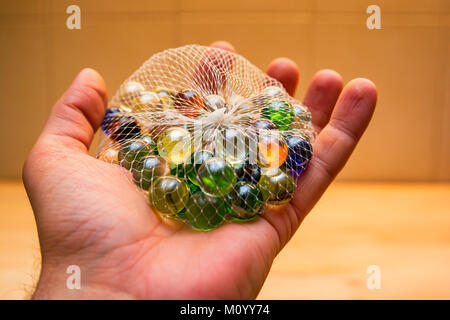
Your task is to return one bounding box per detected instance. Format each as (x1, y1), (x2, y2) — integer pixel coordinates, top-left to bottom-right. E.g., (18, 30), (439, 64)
(262, 85), (284, 99)
(197, 158), (237, 196)
(258, 168), (296, 205)
(149, 176), (189, 215)
(186, 150), (214, 186)
(215, 128), (248, 166)
(101, 109), (120, 134)
(154, 87), (176, 108)
(119, 81), (145, 104)
(284, 135), (313, 174)
(204, 94), (226, 111)
(118, 139), (153, 170)
(261, 99), (294, 131)
(157, 127), (193, 165)
(257, 133), (288, 169)
(292, 103), (312, 129)
(186, 178), (201, 195)
(238, 160), (262, 184)
(140, 135), (157, 154)
(175, 89), (205, 117)
(97, 145), (120, 163)
(225, 182), (263, 221)
(104, 115), (141, 142)
(133, 91), (162, 113)
(184, 193), (225, 231)
(170, 162), (187, 178)
(251, 119), (277, 132)
(133, 155), (170, 190)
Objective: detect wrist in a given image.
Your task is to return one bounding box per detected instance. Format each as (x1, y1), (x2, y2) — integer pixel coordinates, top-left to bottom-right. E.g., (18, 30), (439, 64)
(32, 259), (134, 300)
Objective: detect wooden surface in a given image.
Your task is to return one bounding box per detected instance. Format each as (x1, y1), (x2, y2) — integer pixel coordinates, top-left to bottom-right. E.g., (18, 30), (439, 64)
(0, 180), (449, 299)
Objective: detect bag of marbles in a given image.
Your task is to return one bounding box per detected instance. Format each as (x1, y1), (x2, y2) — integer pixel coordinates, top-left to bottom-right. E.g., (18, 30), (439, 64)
(96, 44), (314, 231)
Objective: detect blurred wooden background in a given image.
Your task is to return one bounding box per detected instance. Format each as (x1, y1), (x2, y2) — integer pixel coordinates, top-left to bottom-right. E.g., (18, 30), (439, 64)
(0, 0), (449, 181)
(0, 0), (449, 300)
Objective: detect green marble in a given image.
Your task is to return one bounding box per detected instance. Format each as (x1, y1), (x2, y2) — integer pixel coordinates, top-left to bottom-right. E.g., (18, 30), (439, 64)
(149, 176), (189, 215)
(186, 178), (201, 195)
(170, 162), (187, 178)
(261, 99), (294, 131)
(225, 182), (263, 221)
(133, 155), (170, 190)
(118, 139), (153, 170)
(258, 168), (296, 205)
(140, 135), (157, 154)
(197, 158), (237, 196)
(186, 150), (214, 186)
(184, 193), (225, 231)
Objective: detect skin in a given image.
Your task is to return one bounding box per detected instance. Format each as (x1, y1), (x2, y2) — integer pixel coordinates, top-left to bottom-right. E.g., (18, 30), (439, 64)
(23, 41), (377, 299)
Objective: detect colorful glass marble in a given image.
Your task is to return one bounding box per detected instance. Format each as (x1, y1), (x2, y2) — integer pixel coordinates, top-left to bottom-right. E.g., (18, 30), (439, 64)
(257, 133), (288, 169)
(186, 178), (201, 195)
(104, 114), (141, 142)
(140, 135), (157, 154)
(118, 139), (153, 169)
(157, 127), (193, 165)
(184, 193), (225, 231)
(251, 119), (277, 132)
(262, 85), (284, 99)
(149, 176), (189, 215)
(285, 135), (313, 175)
(101, 109), (120, 134)
(261, 99), (294, 131)
(225, 182), (263, 221)
(215, 128), (248, 166)
(292, 103), (312, 129)
(133, 155), (170, 190)
(133, 91), (162, 113)
(119, 81), (145, 105)
(197, 158), (237, 196)
(258, 168), (296, 205)
(175, 89), (205, 117)
(239, 160), (262, 184)
(170, 162), (187, 178)
(186, 150), (214, 186)
(97, 145), (120, 163)
(154, 87), (176, 108)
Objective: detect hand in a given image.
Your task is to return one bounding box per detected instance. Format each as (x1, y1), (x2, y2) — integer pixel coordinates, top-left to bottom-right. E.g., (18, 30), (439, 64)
(23, 41), (376, 299)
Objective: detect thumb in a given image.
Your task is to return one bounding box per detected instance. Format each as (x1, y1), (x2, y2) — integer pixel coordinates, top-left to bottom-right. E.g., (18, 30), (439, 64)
(42, 68), (107, 153)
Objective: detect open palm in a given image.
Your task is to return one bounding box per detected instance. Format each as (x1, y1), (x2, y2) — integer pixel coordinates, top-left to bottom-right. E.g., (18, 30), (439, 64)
(23, 41), (376, 299)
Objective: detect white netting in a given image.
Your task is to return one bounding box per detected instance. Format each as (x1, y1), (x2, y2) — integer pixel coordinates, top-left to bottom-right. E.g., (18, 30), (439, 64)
(96, 44), (314, 231)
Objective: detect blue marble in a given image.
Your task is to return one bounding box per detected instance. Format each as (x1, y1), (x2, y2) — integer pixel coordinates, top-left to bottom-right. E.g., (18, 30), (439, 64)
(101, 109), (120, 134)
(236, 160), (262, 184)
(284, 135), (312, 176)
(101, 110), (141, 142)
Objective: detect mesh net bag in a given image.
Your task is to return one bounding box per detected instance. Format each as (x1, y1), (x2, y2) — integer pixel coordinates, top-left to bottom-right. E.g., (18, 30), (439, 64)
(96, 44), (314, 231)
